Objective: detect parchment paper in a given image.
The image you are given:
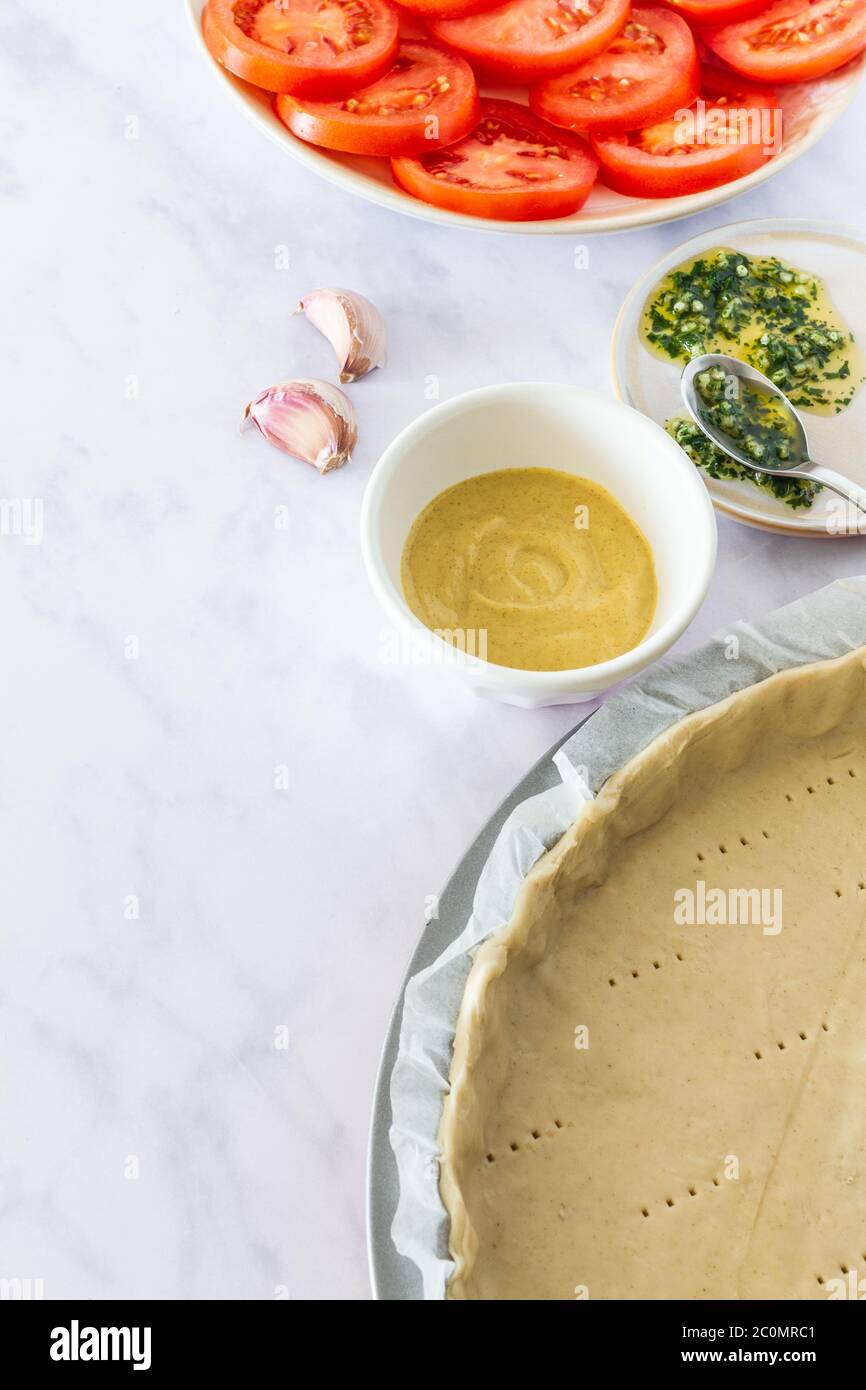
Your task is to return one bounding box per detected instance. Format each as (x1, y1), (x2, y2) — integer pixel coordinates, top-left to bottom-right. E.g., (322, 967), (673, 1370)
(387, 574), (866, 1300)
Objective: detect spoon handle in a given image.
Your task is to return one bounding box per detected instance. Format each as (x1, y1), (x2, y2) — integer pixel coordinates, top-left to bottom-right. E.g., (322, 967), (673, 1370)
(809, 464), (866, 531)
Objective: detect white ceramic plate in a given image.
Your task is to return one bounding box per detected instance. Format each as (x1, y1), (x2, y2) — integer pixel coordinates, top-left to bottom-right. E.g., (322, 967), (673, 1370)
(612, 218), (866, 536)
(187, 1), (865, 237)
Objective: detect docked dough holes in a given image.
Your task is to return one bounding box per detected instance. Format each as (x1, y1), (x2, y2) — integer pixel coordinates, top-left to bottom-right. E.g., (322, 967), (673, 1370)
(440, 648), (866, 1299)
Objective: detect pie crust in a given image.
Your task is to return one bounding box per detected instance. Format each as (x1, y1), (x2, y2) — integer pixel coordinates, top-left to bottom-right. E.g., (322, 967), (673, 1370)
(439, 646), (866, 1300)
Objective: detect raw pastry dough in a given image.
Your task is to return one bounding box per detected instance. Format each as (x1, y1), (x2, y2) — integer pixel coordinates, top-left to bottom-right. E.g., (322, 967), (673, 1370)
(440, 647), (866, 1300)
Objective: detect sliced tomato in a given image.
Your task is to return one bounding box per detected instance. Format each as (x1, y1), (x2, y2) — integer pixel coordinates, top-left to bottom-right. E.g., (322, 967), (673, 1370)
(706, 0), (866, 83)
(592, 73), (780, 196)
(391, 98), (599, 219)
(275, 42), (479, 154)
(202, 0), (400, 97)
(394, 0), (505, 15)
(428, 0), (632, 83)
(658, 0), (771, 25)
(530, 7), (699, 135)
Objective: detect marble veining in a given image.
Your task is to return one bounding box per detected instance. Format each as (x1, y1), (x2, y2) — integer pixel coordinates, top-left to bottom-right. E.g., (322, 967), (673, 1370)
(2, 0), (865, 1299)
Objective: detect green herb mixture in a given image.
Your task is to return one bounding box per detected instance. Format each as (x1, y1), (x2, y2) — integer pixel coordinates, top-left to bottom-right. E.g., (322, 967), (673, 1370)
(644, 248), (862, 510)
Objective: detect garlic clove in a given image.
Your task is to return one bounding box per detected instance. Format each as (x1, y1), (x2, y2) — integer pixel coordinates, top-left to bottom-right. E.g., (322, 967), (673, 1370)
(297, 288), (386, 384)
(242, 378), (357, 474)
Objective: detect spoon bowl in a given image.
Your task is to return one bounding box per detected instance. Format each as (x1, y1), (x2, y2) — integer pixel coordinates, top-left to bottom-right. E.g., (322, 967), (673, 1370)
(681, 353), (866, 529)
(681, 354), (811, 473)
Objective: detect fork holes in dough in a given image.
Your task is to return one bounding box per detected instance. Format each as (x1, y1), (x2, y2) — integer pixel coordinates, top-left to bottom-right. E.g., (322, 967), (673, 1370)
(642, 1174), (721, 1216)
(756, 1029), (813, 1058)
(621, 953), (684, 980)
(496, 1118), (570, 1161)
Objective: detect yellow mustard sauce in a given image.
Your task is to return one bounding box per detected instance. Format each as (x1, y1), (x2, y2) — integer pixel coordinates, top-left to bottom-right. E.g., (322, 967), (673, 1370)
(400, 467), (658, 673)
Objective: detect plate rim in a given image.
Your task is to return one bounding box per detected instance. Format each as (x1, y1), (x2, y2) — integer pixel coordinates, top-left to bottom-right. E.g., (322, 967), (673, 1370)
(365, 713), (592, 1299)
(610, 216), (866, 537)
(185, 0), (865, 238)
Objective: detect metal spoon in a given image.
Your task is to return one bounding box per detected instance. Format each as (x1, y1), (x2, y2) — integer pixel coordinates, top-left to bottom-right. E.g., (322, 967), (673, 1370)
(681, 352), (866, 528)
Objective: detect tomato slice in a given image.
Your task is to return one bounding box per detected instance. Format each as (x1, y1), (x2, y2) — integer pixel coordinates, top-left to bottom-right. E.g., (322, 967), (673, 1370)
(530, 7), (699, 135)
(428, 0), (632, 83)
(202, 0), (400, 96)
(658, 0), (772, 25)
(706, 0), (866, 83)
(394, 0), (506, 15)
(391, 98), (599, 219)
(592, 73), (780, 196)
(275, 41), (480, 154)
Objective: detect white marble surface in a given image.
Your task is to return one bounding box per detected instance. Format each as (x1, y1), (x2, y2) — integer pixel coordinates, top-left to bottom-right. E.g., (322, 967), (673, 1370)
(2, 0), (866, 1301)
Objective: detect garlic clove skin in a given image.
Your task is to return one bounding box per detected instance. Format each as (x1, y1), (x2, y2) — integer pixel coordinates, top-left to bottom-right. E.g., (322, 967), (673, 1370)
(297, 288), (386, 384)
(242, 378), (358, 474)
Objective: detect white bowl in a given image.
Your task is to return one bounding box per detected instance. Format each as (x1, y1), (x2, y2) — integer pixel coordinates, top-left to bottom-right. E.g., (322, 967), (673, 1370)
(360, 383), (717, 707)
(186, 0), (865, 237)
